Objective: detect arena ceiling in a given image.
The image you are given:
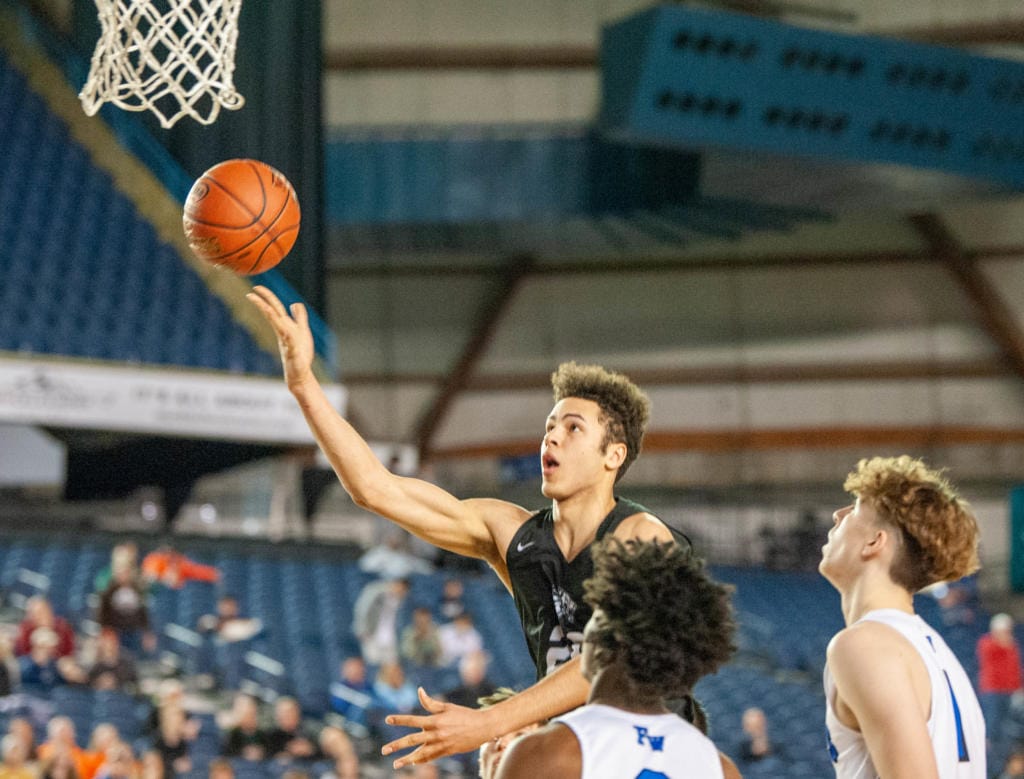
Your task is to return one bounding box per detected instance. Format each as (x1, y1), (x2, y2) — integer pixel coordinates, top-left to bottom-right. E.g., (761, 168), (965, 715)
(316, 2), (1024, 490)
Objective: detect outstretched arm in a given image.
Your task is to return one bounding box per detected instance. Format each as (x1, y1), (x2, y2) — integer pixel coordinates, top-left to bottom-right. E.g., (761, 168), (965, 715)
(247, 286), (526, 564)
(382, 656), (590, 769)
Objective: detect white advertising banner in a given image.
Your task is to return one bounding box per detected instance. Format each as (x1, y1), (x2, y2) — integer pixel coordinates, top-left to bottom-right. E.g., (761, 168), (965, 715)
(0, 356), (345, 444)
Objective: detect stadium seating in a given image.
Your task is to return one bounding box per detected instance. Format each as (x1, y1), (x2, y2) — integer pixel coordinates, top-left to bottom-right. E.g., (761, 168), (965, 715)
(0, 48), (278, 375)
(0, 530), (992, 779)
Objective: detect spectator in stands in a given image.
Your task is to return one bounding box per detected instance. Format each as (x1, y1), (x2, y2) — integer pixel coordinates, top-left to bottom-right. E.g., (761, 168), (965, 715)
(359, 530), (434, 580)
(978, 612), (1023, 769)
(17, 627), (84, 692)
(38, 748), (78, 779)
(7, 719), (37, 762)
(147, 679), (199, 776)
(221, 693), (268, 761)
(0, 636), (16, 697)
(1000, 749), (1024, 779)
(142, 545), (221, 590)
(265, 697), (321, 763)
(437, 579), (465, 622)
(328, 657), (373, 738)
(373, 662), (418, 715)
(400, 607), (443, 669)
(196, 595), (262, 691)
(38, 718), (94, 779)
(93, 741), (136, 779)
(372, 662), (419, 748)
(15, 596), (75, 659)
(84, 725), (121, 779)
(0, 733), (35, 779)
(206, 758), (233, 779)
(97, 560), (155, 657)
(137, 751), (163, 779)
(94, 543), (137, 594)
(438, 612), (483, 668)
(316, 727), (359, 779)
(737, 707), (784, 765)
(443, 651), (496, 710)
(391, 765), (438, 779)
(86, 628), (138, 693)
(353, 577), (410, 666)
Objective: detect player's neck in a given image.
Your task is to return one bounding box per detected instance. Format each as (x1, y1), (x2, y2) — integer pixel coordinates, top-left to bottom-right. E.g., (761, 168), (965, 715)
(840, 572), (914, 626)
(587, 665), (668, 715)
(550, 486), (617, 527)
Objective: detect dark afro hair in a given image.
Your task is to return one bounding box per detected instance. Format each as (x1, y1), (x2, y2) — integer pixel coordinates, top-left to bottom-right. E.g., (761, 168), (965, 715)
(584, 539), (735, 699)
(551, 362), (650, 482)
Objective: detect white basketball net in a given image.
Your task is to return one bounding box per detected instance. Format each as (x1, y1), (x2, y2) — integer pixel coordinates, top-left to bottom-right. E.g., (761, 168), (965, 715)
(79, 0), (245, 128)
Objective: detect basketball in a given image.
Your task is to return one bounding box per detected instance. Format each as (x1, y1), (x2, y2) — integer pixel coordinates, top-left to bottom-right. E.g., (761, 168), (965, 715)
(182, 159), (301, 275)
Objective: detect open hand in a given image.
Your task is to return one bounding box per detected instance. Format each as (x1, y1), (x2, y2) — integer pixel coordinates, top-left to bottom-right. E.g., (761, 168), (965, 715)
(246, 285), (315, 390)
(382, 687), (496, 769)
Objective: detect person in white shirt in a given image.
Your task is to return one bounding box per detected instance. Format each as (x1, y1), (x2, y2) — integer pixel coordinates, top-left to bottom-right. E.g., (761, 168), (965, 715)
(821, 455), (986, 779)
(438, 613), (484, 667)
(495, 538), (736, 779)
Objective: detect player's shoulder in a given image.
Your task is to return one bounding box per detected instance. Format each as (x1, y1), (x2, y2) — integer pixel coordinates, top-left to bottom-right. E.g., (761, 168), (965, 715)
(611, 510), (675, 543)
(496, 722), (580, 778)
(828, 617), (913, 670)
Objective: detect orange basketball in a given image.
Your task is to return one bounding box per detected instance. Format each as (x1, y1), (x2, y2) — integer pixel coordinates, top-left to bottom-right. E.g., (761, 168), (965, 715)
(182, 159), (301, 275)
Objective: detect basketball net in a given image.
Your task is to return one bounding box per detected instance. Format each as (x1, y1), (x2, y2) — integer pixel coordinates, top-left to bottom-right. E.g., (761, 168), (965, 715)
(79, 0), (245, 128)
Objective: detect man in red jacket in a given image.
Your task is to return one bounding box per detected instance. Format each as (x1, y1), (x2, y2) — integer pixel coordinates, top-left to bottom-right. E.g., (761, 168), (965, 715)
(977, 612), (1022, 769)
(14, 596), (74, 659)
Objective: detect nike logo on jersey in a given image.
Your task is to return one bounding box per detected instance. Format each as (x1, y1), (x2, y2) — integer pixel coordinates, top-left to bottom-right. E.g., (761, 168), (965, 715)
(517, 540), (535, 552)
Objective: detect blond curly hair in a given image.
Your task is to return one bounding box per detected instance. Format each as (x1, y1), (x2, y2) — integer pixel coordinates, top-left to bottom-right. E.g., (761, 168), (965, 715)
(844, 455), (980, 591)
(551, 362), (650, 482)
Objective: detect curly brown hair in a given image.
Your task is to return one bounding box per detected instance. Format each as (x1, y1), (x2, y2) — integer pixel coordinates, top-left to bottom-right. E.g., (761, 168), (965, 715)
(844, 455), (980, 591)
(551, 362), (650, 482)
(583, 539), (735, 699)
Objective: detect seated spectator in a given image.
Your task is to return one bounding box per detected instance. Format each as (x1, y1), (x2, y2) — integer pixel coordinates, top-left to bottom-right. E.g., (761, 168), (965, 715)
(38, 748), (78, 779)
(7, 719), (37, 762)
(0, 733), (35, 779)
(737, 707), (784, 764)
(442, 650), (496, 710)
(1000, 749), (1024, 779)
(18, 627), (84, 692)
(94, 544), (139, 595)
(15, 596), (75, 659)
(142, 546), (221, 590)
(438, 613), (482, 667)
(353, 577), (410, 666)
(86, 629), (138, 693)
(147, 680), (199, 776)
(317, 727), (358, 779)
(358, 530), (433, 580)
(371, 662), (418, 748)
(84, 725), (121, 779)
(207, 758), (234, 779)
(137, 751), (163, 779)
(221, 693), (268, 761)
(0, 636), (17, 697)
(97, 562), (154, 657)
(265, 697), (320, 763)
(400, 607), (442, 669)
(196, 595), (262, 690)
(93, 741), (136, 779)
(437, 579), (465, 622)
(328, 657), (373, 738)
(372, 662), (418, 715)
(38, 717), (94, 779)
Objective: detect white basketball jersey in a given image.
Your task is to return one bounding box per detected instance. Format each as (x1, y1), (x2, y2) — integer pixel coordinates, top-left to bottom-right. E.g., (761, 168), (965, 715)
(823, 608), (986, 779)
(556, 703), (724, 779)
